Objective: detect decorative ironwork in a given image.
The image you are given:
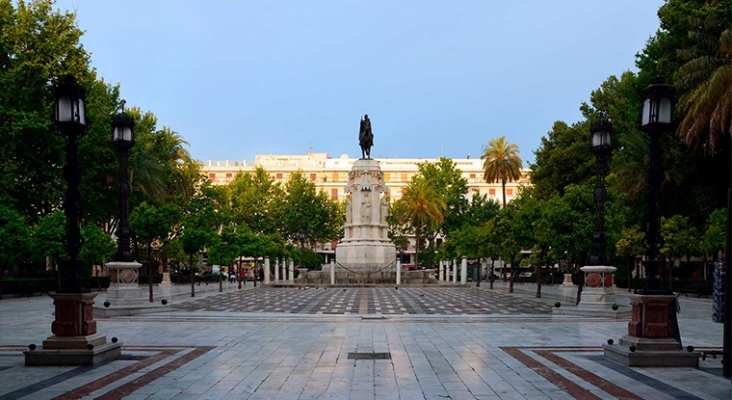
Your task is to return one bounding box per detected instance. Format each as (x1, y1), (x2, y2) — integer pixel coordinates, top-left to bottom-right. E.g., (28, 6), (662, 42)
(587, 118), (612, 266)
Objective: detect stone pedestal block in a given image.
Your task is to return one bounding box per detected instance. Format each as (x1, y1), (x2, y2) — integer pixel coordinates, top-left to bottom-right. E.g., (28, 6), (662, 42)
(336, 159), (400, 283)
(561, 273), (574, 287)
(603, 293), (700, 367)
(25, 292), (121, 366)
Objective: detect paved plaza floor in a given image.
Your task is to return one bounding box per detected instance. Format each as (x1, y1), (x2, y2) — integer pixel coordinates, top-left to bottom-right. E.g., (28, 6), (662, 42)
(0, 283), (730, 399)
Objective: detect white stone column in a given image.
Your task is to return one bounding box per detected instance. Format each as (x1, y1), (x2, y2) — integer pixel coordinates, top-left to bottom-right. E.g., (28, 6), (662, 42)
(452, 259), (457, 283)
(264, 256), (270, 285)
(274, 258), (280, 283)
(439, 260), (444, 282)
(288, 259), (294, 282)
(330, 259), (336, 285)
(461, 256), (468, 285)
(396, 260), (401, 285)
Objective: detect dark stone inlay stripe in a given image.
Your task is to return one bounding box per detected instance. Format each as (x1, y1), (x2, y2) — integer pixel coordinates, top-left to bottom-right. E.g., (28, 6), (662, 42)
(52, 349), (179, 400)
(0, 367), (12, 372)
(586, 355), (704, 400)
(501, 347), (602, 400)
(93, 346), (215, 400)
(534, 350), (643, 400)
(117, 354), (150, 361)
(0, 365), (95, 400)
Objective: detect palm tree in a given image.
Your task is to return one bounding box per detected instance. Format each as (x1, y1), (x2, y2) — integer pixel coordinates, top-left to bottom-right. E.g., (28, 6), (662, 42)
(481, 136), (523, 207)
(395, 177), (445, 266)
(674, 17), (732, 151)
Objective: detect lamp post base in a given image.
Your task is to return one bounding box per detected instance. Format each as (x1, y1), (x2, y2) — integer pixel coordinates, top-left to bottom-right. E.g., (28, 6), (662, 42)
(603, 293), (700, 367)
(24, 292), (121, 366)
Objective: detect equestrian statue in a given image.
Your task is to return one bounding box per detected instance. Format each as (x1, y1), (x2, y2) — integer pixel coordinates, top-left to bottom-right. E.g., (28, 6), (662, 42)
(359, 114), (373, 159)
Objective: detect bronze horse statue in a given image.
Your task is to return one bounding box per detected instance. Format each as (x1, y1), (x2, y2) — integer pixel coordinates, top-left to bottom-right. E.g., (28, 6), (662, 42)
(359, 114), (373, 159)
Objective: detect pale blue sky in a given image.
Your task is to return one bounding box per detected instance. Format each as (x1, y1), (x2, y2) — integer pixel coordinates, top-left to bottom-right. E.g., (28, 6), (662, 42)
(54, 0), (664, 165)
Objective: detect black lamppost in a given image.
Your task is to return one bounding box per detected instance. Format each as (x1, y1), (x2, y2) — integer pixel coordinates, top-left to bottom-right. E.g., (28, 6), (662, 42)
(587, 118), (612, 266)
(53, 75), (88, 294)
(299, 229), (306, 272)
(111, 101), (135, 263)
(638, 77), (675, 295)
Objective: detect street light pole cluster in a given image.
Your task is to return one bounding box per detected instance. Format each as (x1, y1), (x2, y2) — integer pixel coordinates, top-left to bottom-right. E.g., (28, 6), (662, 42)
(111, 103), (135, 263)
(587, 118), (612, 267)
(52, 75), (88, 294)
(638, 77), (675, 295)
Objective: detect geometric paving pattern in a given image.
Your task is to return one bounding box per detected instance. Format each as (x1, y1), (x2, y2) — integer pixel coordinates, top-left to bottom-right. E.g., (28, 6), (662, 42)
(1, 344), (726, 399)
(171, 288), (553, 315)
(0, 345), (214, 400)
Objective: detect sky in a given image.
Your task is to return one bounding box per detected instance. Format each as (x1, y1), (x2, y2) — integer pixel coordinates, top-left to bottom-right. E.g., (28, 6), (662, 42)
(54, 0), (665, 166)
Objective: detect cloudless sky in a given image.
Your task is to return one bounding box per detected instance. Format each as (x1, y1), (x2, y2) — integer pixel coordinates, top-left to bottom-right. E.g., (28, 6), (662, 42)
(54, 0), (664, 165)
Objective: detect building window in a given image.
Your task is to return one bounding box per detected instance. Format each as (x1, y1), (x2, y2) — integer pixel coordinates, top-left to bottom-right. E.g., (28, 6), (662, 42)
(331, 188), (338, 200)
(332, 173), (339, 182)
(225, 173), (232, 179)
(489, 188), (496, 196)
(209, 173), (216, 180)
(384, 173), (390, 182)
(469, 173), (476, 179)
(310, 173), (316, 181)
(276, 173), (283, 180)
(401, 174), (408, 183)
(507, 189), (513, 196)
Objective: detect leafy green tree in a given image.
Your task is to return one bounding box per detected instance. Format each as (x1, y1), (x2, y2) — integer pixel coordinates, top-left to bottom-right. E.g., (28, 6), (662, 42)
(661, 214), (699, 285)
(32, 210), (67, 269)
(416, 157), (469, 237)
(130, 202), (180, 300)
(702, 208), (727, 258)
(394, 176), (446, 265)
(180, 221), (215, 297)
(387, 198), (410, 257)
(530, 121), (594, 200)
(675, 14), (732, 151)
(275, 171), (343, 245)
(79, 223), (115, 282)
(615, 226), (646, 288)
(481, 136), (523, 207)
(0, 0), (122, 225)
(229, 166), (282, 234)
(0, 205), (33, 269)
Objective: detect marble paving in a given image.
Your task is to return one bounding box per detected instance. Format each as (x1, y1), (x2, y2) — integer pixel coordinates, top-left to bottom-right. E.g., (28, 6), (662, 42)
(0, 286), (729, 399)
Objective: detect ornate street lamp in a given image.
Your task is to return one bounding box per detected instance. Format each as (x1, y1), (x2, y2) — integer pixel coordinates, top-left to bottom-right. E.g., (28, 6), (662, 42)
(587, 118), (612, 266)
(638, 77), (675, 294)
(52, 75), (88, 293)
(111, 101), (135, 263)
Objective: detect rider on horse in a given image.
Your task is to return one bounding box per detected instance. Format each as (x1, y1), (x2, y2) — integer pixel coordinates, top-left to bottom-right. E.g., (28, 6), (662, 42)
(359, 114), (373, 159)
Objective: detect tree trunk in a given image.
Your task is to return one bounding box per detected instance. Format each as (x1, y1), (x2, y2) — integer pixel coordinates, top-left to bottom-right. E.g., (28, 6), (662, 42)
(536, 246), (547, 298)
(190, 255), (195, 297)
(148, 243), (154, 303)
(414, 226), (421, 266)
(501, 179), (507, 208)
(576, 262), (584, 305)
(509, 254), (516, 293)
(237, 257), (242, 289)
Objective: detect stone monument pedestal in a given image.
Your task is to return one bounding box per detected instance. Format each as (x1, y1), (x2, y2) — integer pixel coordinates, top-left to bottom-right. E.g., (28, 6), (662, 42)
(561, 273), (575, 287)
(25, 292), (121, 366)
(604, 294), (700, 367)
(335, 159), (397, 278)
(553, 266), (630, 319)
(95, 261), (167, 317)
